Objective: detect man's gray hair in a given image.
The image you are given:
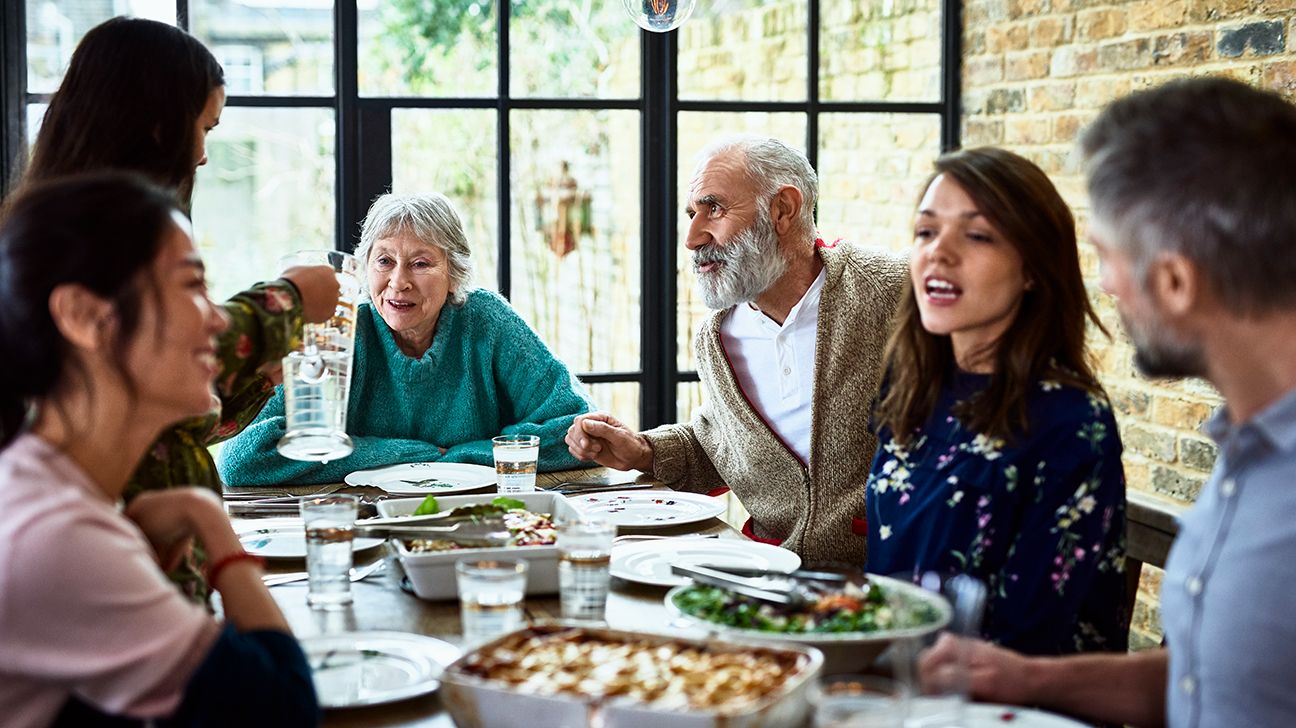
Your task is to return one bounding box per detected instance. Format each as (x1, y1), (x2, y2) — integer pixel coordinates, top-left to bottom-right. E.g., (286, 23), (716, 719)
(1081, 77), (1296, 316)
(356, 192), (475, 305)
(696, 135), (818, 235)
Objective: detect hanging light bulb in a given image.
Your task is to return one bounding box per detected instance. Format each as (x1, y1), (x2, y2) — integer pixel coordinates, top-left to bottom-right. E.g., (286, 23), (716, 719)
(622, 0), (697, 33)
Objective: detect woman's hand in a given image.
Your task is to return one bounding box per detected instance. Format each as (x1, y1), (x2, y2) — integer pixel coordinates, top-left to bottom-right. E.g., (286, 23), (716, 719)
(280, 265), (341, 324)
(124, 489), (220, 571)
(565, 413), (654, 472)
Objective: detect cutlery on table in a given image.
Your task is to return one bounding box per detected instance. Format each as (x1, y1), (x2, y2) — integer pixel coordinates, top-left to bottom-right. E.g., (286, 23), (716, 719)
(611, 533), (720, 544)
(693, 563), (849, 584)
(550, 482), (657, 496)
(669, 563), (812, 607)
(263, 560), (387, 587)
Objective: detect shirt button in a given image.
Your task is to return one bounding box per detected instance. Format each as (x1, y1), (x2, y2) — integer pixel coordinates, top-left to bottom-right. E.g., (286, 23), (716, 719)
(783, 367), (791, 375)
(1186, 576), (1203, 596)
(1181, 675), (1196, 695)
(1220, 478), (1237, 497)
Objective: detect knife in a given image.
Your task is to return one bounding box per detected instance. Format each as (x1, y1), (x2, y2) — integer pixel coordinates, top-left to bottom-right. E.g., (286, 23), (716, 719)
(669, 563), (806, 606)
(550, 482), (656, 496)
(694, 564), (849, 583)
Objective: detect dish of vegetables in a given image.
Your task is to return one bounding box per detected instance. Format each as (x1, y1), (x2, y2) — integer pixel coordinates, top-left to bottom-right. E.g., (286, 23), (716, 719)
(405, 495), (558, 552)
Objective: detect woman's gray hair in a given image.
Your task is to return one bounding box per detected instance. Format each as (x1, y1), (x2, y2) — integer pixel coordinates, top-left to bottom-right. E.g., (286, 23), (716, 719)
(695, 134), (819, 235)
(356, 192), (475, 305)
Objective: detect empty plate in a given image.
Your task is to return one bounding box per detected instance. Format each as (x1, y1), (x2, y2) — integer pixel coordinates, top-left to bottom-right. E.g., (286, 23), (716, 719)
(303, 631), (461, 709)
(344, 462), (497, 495)
(236, 519), (384, 560)
(567, 491), (726, 528)
(610, 539), (801, 587)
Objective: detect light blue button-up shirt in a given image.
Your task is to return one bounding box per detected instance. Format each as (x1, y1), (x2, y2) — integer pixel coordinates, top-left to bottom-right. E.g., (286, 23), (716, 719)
(1162, 387), (1296, 727)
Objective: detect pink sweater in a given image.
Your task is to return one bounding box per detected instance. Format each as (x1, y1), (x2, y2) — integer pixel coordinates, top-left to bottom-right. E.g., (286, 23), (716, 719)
(0, 434), (219, 728)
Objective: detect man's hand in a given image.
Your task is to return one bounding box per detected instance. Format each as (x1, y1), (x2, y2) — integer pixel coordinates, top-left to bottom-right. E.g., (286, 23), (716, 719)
(565, 413), (654, 472)
(919, 634), (1037, 706)
(280, 265), (341, 324)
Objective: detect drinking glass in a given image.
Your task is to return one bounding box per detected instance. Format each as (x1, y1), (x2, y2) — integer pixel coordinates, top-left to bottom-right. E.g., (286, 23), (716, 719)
(557, 517), (616, 621)
(277, 250), (361, 462)
(901, 572), (988, 728)
(812, 675), (908, 728)
(492, 435), (540, 493)
(455, 558), (528, 645)
(302, 494), (359, 609)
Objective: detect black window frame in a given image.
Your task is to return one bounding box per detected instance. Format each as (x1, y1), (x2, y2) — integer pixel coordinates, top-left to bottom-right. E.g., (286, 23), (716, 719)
(1, 0), (961, 430)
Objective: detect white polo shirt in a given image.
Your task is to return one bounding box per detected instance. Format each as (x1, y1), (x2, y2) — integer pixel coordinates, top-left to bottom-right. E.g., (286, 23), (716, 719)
(719, 268), (825, 464)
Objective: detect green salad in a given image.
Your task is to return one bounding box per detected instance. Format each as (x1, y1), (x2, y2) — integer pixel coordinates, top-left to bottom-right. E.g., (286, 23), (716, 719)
(671, 581), (940, 634)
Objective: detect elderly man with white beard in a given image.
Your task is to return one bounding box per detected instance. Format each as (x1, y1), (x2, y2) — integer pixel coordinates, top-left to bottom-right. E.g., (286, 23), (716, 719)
(565, 135), (907, 567)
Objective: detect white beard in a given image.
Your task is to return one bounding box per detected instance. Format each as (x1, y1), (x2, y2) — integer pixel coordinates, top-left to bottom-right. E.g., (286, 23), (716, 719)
(692, 209), (787, 310)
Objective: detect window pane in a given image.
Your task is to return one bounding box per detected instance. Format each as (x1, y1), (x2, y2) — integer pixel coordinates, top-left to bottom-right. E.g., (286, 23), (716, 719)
(585, 382), (640, 432)
(25, 103), (47, 149)
(677, 380), (703, 424)
(675, 112), (806, 372)
(190, 0), (334, 96)
(358, 0), (496, 97)
(391, 109), (500, 291)
(678, 0), (806, 102)
(509, 0), (639, 99)
(820, 0), (943, 102)
(817, 113), (941, 253)
(26, 1), (174, 93)
(509, 109), (641, 374)
(191, 107), (336, 302)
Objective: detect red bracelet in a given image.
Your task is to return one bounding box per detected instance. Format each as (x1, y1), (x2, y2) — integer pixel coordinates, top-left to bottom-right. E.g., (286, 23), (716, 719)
(207, 551), (266, 588)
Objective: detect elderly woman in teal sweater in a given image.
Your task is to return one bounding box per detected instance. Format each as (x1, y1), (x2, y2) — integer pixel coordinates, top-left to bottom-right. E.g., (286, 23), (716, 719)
(218, 192), (594, 485)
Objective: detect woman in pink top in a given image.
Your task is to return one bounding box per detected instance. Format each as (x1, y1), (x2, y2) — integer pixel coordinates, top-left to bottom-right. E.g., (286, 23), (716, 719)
(0, 174), (317, 727)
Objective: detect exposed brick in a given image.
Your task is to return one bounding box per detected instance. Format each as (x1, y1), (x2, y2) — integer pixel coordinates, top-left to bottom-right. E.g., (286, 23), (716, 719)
(1128, 0), (1188, 32)
(1152, 396), (1216, 429)
(1129, 630), (1160, 651)
(1078, 8), (1129, 41)
(986, 87), (1027, 114)
(1217, 21), (1286, 58)
(1006, 22), (1031, 50)
(1004, 116), (1053, 144)
(1008, 0), (1050, 18)
(1051, 46), (1100, 77)
(1029, 17), (1072, 48)
(1098, 38), (1153, 71)
(1005, 49), (1053, 80)
(1179, 436), (1218, 472)
(1110, 386), (1152, 417)
(1187, 0), (1250, 22)
(1124, 423), (1178, 463)
(1153, 31), (1214, 66)
(1124, 459), (1151, 493)
(967, 55), (1005, 85)
(963, 119), (1005, 145)
(1263, 60), (1296, 97)
(1151, 464), (1206, 500)
(1075, 77), (1131, 107)
(1030, 81), (1077, 111)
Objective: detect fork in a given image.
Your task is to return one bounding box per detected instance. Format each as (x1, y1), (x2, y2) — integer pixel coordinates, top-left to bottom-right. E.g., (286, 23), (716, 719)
(262, 559), (386, 587)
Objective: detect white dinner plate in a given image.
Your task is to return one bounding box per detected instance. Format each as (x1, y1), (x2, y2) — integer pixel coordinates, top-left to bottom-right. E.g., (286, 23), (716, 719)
(344, 462), (497, 495)
(567, 490), (726, 528)
(236, 519), (384, 560)
(303, 631), (461, 709)
(610, 539), (801, 587)
(908, 701), (1092, 727)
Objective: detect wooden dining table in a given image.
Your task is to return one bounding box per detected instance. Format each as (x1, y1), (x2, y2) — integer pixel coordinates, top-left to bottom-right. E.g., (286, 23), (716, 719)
(226, 468), (744, 727)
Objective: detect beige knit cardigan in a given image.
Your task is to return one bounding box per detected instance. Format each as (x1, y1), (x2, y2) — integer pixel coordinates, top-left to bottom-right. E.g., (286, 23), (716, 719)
(643, 239), (908, 568)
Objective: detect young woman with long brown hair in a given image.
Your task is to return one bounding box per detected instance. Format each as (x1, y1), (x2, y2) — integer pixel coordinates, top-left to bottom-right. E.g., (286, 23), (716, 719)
(865, 147), (1128, 656)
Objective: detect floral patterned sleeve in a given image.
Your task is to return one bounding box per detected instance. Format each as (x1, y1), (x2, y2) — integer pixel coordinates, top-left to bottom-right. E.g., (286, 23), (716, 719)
(986, 396), (1128, 655)
(207, 280), (304, 445)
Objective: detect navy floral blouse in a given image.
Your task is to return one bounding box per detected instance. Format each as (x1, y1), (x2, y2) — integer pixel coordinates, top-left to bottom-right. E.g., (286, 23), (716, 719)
(865, 370), (1128, 656)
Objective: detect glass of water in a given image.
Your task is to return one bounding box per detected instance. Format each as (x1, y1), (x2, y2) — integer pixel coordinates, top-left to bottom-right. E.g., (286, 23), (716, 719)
(277, 250), (361, 462)
(812, 675), (909, 728)
(455, 558), (528, 645)
(301, 494), (359, 609)
(558, 517), (616, 621)
(492, 435), (540, 493)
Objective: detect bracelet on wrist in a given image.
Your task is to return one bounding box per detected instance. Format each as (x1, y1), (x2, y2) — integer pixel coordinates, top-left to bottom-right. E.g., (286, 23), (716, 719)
(206, 550), (266, 588)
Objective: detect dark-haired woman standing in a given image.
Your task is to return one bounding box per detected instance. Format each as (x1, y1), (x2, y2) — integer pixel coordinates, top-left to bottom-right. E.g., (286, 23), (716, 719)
(0, 174), (316, 728)
(19, 16), (339, 600)
(865, 147), (1128, 656)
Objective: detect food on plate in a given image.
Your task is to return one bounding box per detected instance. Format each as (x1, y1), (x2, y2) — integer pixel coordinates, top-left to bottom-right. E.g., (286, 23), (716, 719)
(671, 580), (940, 634)
(405, 496), (555, 552)
(455, 627), (802, 711)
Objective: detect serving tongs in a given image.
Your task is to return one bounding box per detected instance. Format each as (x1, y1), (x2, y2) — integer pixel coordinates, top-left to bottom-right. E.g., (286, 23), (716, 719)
(694, 564), (849, 584)
(670, 563), (815, 607)
(355, 518), (511, 547)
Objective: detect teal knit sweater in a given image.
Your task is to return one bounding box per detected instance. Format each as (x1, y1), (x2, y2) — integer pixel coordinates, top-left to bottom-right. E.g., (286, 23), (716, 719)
(217, 289), (594, 485)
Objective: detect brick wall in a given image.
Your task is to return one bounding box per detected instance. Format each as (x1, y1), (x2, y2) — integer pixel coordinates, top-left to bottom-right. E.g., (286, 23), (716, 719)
(963, 0), (1296, 647)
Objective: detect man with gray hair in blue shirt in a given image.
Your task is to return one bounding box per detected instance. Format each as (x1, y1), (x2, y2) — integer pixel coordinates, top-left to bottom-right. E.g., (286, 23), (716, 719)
(918, 77), (1296, 727)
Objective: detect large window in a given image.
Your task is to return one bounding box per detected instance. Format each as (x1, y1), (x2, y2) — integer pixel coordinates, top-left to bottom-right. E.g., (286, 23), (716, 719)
(5, 0), (959, 430)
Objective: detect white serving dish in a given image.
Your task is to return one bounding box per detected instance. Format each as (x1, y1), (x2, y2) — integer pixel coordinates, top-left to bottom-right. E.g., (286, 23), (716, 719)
(376, 491), (580, 600)
(664, 573), (951, 673)
(439, 623), (823, 728)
